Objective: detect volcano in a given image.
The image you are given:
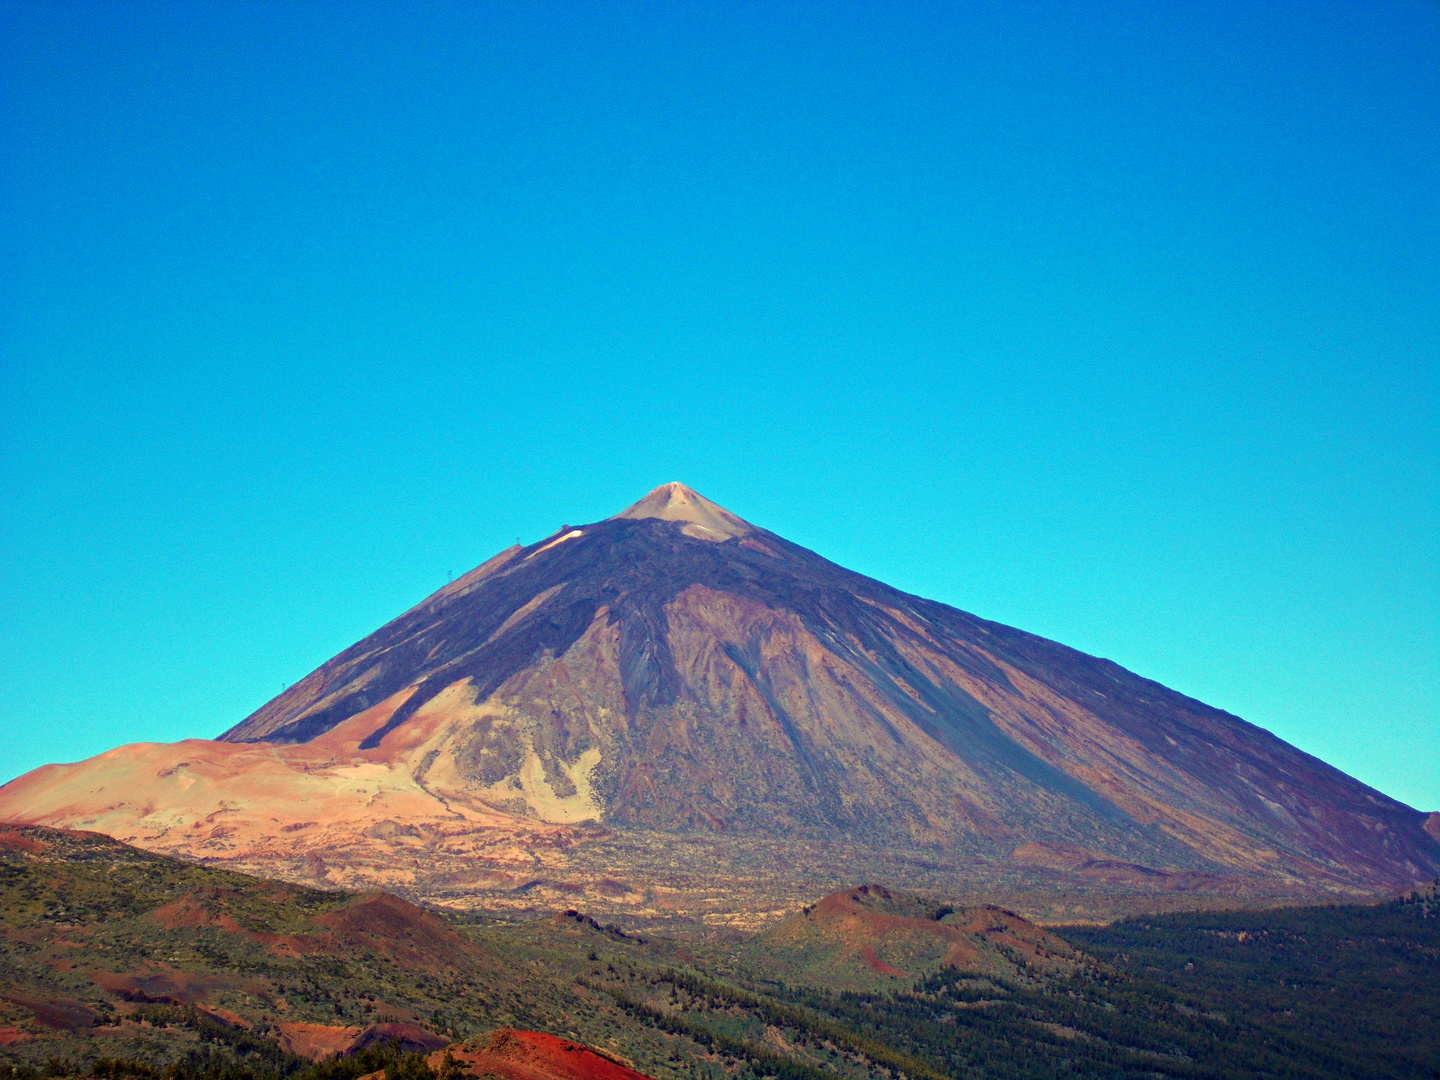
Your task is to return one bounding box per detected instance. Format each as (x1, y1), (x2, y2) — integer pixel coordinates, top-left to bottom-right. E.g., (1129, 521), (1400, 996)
(2, 483), (1435, 923)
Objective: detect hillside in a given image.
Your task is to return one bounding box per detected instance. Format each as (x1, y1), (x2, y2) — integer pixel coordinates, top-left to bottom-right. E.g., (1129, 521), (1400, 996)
(0, 826), (513, 1064)
(1066, 885), (1440, 1080)
(1, 828), (1437, 1080)
(739, 884), (1088, 990)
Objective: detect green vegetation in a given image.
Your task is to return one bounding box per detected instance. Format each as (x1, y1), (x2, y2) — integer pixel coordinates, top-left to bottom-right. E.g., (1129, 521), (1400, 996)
(1, 828), (1437, 1080)
(571, 953), (1429, 1080)
(1065, 883), (1440, 1079)
(1, 1035), (446, 1080)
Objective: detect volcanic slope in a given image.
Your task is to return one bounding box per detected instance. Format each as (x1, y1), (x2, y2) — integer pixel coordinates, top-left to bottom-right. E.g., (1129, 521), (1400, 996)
(1, 483), (1435, 919)
(740, 884), (1089, 991)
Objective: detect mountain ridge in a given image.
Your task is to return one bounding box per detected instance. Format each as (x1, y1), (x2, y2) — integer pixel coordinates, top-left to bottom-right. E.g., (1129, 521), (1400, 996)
(1, 484), (1435, 921)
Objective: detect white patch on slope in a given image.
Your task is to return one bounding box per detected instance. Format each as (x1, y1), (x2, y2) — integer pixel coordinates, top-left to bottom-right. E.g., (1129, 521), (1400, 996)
(527, 529), (583, 558)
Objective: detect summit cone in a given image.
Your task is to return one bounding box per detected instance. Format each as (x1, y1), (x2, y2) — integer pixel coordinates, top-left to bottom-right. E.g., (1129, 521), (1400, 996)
(613, 482), (753, 540)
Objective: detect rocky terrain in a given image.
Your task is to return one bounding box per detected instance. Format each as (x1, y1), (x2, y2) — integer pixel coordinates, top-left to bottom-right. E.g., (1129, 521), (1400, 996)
(1, 483), (1435, 923)
(3, 827), (1435, 1080)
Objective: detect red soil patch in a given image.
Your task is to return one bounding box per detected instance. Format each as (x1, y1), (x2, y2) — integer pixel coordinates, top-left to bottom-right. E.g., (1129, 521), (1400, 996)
(314, 893), (479, 971)
(810, 885), (966, 952)
(432, 1029), (653, 1080)
(944, 906), (1065, 963)
(0, 829), (51, 855)
(942, 939), (983, 968)
(92, 970), (229, 1006)
(0, 1027), (32, 1046)
(858, 945), (907, 978)
(151, 891), (246, 934)
(1, 996), (94, 1031)
(799, 885), (1078, 975)
(275, 1021), (362, 1061)
(252, 931), (329, 958)
(143, 886), (334, 960)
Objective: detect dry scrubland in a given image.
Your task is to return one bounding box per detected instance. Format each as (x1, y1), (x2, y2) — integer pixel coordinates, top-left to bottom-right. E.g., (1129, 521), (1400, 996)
(0, 827), (1436, 1080)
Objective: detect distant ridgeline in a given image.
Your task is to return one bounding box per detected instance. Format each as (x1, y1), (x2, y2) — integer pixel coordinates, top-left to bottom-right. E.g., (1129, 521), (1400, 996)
(1, 827), (1438, 1080)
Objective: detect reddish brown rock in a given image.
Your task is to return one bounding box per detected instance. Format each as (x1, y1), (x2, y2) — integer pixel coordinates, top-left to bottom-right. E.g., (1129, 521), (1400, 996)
(432, 1029), (652, 1080)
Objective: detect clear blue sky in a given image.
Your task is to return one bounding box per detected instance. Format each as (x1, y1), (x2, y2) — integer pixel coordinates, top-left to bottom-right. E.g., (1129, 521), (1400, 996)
(2, 1), (1436, 810)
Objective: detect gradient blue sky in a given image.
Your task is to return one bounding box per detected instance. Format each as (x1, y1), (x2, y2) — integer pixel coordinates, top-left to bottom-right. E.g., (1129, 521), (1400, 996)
(2, 1), (1436, 809)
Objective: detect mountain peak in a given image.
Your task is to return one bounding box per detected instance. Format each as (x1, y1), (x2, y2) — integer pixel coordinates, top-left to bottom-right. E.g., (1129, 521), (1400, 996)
(613, 482), (752, 541)
(6, 480), (1439, 921)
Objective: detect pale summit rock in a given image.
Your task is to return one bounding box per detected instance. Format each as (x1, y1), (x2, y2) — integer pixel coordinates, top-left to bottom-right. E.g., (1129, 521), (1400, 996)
(612, 482), (752, 541)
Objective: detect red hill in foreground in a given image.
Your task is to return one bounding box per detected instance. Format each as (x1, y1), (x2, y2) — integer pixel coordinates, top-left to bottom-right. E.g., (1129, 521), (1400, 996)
(423, 1030), (653, 1080)
(2, 484), (1435, 921)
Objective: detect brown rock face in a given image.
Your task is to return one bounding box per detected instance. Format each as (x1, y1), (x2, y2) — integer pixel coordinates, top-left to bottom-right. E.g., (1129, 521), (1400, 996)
(1, 484), (1435, 920)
